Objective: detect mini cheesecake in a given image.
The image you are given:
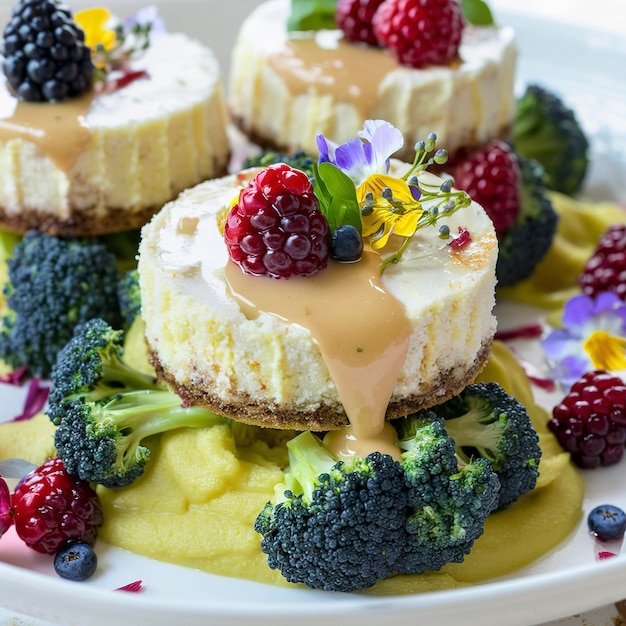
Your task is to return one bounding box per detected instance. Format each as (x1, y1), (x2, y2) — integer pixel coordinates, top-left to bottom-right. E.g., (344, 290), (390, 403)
(138, 163), (498, 432)
(0, 32), (231, 236)
(228, 0), (517, 162)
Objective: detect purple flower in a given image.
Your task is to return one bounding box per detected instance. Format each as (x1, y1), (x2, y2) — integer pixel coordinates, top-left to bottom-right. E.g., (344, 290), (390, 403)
(124, 5), (166, 35)
(316, 120), (404, 186)
(542, 292), (626, 389)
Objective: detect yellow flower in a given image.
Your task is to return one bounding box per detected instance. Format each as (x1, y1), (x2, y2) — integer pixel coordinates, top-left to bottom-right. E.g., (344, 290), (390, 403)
(357, 174), (424, 250)
(75, 7), (117, 64)
(583, 330), (626, 371)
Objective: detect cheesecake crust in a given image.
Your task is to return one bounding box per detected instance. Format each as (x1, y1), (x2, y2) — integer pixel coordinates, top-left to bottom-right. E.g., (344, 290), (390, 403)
(149, 337), (493, 431)
(0, 164), (230, 237)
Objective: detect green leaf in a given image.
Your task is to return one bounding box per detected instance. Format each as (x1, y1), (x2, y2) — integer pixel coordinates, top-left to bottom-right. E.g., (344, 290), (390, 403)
(287, 0), (338, 32)
(460, 0), (495, 26)
(313, 162), (362, 233)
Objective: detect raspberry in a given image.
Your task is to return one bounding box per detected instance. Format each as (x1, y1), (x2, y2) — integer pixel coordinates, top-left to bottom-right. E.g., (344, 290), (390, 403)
(372, 0), (464, 68)
(579, 224), (626, 300)
(549, 370), (626, 469)
(452, 140), (521, 237)
(336, 0), (386, 46)
(224, 164), (330, 279)
(1, 0), (93, 102)
(11, 457), (103, 554)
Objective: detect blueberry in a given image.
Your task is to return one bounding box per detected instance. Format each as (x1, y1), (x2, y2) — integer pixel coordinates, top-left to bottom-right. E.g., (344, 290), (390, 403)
(587, 504), (626, 542)
(54, 542), (98, 581)
(331, 225), (363, 262)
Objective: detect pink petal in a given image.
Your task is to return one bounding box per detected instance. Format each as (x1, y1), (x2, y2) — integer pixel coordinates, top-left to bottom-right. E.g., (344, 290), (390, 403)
(12, 377), (50, 421)
(0, 476), (13, 536)
(495, 323), (543, 341)
(115, 580), (143, 592)
(0, 365), (28, 386)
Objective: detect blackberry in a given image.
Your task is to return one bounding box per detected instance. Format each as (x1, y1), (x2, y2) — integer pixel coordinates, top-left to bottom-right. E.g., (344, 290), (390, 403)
(549, 370), (626, 469)
(579, 224), (626, 300)
(1, 0), (93, 102)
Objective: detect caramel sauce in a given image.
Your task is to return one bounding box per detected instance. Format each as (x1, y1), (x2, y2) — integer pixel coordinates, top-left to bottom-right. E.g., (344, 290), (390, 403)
(268, 36), (398, 119)
(224, 250), (411, 459)
(0, 89), (94, 171)
(268, 36), (466, 121)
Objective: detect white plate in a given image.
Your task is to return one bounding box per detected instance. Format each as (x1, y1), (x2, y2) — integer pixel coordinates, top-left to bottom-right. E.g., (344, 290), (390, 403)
(1, 3), (626, 626)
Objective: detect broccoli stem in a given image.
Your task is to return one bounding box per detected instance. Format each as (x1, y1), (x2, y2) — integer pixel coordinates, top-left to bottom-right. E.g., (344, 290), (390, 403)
(445, 409), (501, 465)
(284, 431), (336, 503)
(90, 359), (162, 401)
(102, 390), (225, 468)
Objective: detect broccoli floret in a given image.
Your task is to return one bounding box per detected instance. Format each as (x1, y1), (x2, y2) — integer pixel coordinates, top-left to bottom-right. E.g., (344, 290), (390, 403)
(434, 382), (542, 509)
(243, 150), (316, 180)
(514, 83), (589, 196)
(117, 268), (141, 329)
(394, 412), (500, 574)
(0, 231), (123, 377)
(48, 318), (225, 487)
(496, 154), (559, 287)
(254, 430), (409, 592)
(47, 318), (160, 425)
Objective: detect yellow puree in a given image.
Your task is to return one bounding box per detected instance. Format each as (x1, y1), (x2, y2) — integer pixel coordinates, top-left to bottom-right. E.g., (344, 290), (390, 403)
(0, 335), (583, 592)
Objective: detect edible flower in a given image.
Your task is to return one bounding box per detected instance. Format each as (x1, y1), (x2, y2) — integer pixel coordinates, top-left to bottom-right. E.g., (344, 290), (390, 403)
(317, 119), (404, 186)
(357, 173), (423, 249)
(74, 7), (117, 69)
(124, 5), (166, 34)
(542, 292), (626, 389)
(75, 5), (162, 77)
(315, 121), (472, 267)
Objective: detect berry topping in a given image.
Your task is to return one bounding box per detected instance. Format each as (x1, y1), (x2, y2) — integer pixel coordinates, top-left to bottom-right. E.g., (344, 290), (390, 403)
(0, 475), (12, 537)
(579, 224), (626, 300)
(452, 140), (521, 237)
(549, 370), (626, 469)
(588, 504), (626, 543)
(335, 0), (386, 46)
(372, 0), (464, 68)
(224, 163), (330, 279)
(2, 0), (93, 102)
(331, 224), (364, 262)
(11, 457), (103, 554)
(54, 541), (98, 581)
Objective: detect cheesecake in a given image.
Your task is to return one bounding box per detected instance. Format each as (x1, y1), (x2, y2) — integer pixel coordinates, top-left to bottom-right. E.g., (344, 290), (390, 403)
(138, 160), (498, 433)
(228, 0), (517, 162)
(0, 32), (231, 236)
